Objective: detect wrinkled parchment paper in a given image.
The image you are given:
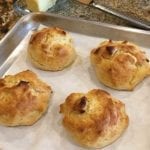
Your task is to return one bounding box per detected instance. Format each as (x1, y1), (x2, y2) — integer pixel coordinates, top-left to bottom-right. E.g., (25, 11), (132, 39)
(0, 25), (150, 150)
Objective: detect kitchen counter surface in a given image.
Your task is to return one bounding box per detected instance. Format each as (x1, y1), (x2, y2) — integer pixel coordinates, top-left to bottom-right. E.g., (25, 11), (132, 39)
(49, 0), (150, 28)
(50, 0), (130, 27)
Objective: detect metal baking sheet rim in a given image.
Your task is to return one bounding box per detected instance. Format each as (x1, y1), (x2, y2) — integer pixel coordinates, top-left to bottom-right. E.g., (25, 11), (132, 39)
(0, 12), (150, 77)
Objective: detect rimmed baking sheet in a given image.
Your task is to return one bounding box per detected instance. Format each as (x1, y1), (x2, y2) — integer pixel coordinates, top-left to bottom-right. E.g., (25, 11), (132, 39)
(0, 13), (150, 150)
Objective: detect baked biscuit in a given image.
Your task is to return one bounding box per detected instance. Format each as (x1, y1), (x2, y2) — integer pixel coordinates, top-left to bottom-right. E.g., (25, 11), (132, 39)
(28, 27), (76, 71)
(91, 40), (150, 90)
(60, 89), (129, 148)
(0, 70), (52, 126)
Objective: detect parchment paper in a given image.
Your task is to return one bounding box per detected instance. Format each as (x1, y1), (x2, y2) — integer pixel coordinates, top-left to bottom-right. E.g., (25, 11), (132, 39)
(0, 25), (150, 150)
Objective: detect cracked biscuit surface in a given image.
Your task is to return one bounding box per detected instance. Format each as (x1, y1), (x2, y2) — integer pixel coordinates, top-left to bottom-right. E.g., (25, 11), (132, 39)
(0, 70), (52, 126)
(28, 27), (76, 71)
(90, 40), (150, 90)
(60, 89), (129, 148)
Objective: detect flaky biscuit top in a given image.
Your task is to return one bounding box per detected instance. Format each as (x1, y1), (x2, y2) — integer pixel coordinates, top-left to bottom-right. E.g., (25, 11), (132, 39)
(29, 27), (73, 58)
(91, 40), (150, 90)
(92, 40), (149, 66)
(28, 27), (76, 71)
(0, 70), (52, 118)
(60, 89), (126, 144)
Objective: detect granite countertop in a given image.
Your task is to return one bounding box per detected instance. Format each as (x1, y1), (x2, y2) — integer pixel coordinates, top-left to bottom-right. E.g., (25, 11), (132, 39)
(49, 0), (150, 28)
(50, 0), (130, 27)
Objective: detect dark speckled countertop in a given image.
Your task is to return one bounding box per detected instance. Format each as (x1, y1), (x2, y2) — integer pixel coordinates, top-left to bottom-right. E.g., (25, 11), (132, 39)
(48, 0), (150, 28)
(50, 0), (130, 26)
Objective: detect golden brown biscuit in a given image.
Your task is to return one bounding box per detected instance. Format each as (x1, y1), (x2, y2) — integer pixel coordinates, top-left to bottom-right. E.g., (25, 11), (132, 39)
(91, 40), (150, 90)
(60, 89), (129, 148)
(28, 27), (76, 71)
(0, 70), (52, 126)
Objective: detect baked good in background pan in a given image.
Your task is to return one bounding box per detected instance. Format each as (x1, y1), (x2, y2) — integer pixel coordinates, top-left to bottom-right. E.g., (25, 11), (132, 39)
(0, 70), (52, 126)
(28, 27), (76, 71)
(90, 40), (150, 90)
(60, 89), (129, 148)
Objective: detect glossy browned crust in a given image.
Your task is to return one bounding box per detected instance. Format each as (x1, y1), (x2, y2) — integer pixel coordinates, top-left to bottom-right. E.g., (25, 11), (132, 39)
(0, 70), (52, 126)
(28, 27), (76, 71)
(91, 40), (150, 90)
(60, 89), (129, 148)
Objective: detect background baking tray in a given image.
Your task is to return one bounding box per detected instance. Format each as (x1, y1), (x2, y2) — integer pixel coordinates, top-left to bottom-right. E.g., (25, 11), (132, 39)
(0, 13), (150, 150)
(0, 12), (150, 77)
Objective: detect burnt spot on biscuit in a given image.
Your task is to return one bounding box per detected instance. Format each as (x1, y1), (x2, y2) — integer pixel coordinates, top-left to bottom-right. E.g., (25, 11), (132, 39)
(16, 81), (29, 89)
(74, 96), (87, 114)
(79, 96), (87, 110)
(60, 30), (66, 35)
(122, 40), (128, 44)
(106, 46), (116, 55)
(29, 34), (38, 44)
(146, 58), (149, 62)
(109, 39), (112, 43)
(0, 79), (5, 87)
(55, 27), (66, 35)
(11, 81), (30, 93)
(17, 81), (29, 85)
